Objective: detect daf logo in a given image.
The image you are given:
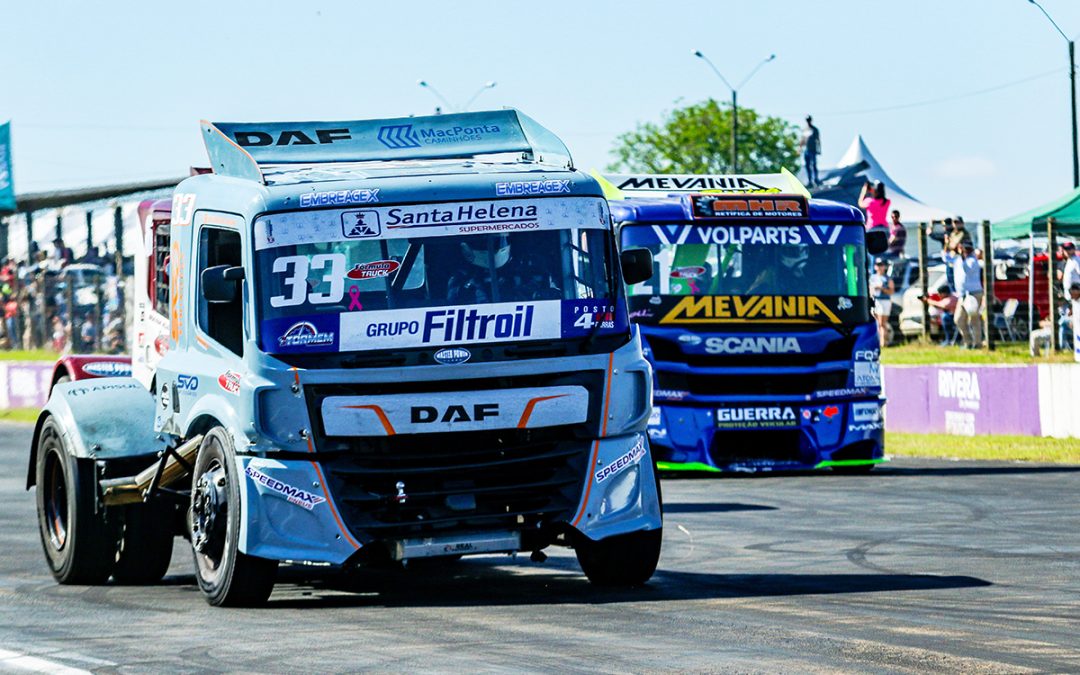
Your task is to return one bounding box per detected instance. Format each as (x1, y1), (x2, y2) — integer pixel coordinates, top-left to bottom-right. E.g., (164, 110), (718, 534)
(410, 403), (499, 424)
(433, 347), (471, 365)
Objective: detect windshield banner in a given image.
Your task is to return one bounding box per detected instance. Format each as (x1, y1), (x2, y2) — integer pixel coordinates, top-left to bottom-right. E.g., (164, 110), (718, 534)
(261, 298), (625, 354)
(255, 197), (608, 251)
(622, 223), (863, 248)
(628, 295), (869, 326)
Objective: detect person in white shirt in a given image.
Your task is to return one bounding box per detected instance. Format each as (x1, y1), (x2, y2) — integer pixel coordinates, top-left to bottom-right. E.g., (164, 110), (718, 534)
(952, 239), (983, 349)
(1060, 242), (1080, 297)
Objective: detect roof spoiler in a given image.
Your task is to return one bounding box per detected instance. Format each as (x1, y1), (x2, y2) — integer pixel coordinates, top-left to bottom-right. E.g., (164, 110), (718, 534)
(597, 168), (809, 200)
(200, 109), (573, 183)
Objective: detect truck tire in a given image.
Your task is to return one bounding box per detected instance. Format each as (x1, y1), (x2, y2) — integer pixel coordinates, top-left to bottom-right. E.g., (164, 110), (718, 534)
(189, 427), (277, 606)
(112, 501), (175, 584)
(35, 417), (118, 584)
(574, 528), (663, 587)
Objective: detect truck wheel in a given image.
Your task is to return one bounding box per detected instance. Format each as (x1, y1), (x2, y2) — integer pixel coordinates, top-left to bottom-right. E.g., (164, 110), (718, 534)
(35, 417), (118, 584)
(189, 428), (277, 606)
(112, 501), (175, 584)
(574, 528), (663, 587)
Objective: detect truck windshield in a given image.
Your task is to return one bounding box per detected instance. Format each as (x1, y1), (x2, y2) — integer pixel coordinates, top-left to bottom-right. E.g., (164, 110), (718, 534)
(620, 222), (869, 326)
(254, 197), (624, 354)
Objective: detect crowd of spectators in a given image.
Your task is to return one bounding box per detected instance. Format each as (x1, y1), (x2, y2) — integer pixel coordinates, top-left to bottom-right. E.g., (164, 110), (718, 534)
(0, 238), (125, 354)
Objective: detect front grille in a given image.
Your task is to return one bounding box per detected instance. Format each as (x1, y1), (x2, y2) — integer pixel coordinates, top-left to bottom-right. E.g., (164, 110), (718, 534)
(306, 370), (603, 544)
(710, 429), (803, 464)
(647, 334), (856, 368)
(655, 368), (848, 397)
(318, 429), (590, 543)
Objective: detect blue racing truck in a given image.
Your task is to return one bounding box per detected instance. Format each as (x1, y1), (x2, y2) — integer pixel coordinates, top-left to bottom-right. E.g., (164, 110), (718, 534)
(28, 110), (662, 606)
(603, 171), (888, 474)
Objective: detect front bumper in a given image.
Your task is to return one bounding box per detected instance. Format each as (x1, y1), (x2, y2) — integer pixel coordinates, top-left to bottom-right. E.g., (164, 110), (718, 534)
(648, 397), (885, 473)
(235, 432), (661, 563)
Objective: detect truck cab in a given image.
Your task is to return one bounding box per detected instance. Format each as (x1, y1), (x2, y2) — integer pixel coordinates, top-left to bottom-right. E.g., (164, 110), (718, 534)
(29, 110), (662, 606)
(605, 171), (887, 473)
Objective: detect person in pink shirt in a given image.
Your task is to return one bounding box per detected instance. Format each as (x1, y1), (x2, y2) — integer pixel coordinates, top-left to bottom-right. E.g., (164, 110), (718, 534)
(858, 180), (891, 229)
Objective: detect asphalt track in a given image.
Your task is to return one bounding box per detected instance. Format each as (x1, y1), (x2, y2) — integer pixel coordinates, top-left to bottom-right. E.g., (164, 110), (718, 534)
(1, 422), (1078, 673)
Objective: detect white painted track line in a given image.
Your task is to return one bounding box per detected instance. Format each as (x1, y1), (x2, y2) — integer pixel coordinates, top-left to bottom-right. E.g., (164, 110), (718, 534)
(0, 649), (92, 675)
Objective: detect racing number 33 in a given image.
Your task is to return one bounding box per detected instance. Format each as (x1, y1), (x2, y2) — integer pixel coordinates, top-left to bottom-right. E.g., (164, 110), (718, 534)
(270, 254), (345, 307)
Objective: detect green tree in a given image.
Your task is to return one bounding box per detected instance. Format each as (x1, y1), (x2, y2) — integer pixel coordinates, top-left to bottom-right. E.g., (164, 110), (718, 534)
(608, 99), (801, 175)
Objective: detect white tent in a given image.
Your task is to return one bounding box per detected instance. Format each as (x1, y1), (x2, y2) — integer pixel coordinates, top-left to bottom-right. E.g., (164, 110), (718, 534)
(827, 135), (955, 224)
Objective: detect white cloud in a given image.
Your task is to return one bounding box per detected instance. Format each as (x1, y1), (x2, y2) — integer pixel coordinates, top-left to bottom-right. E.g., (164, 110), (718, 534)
(932, 155), (998, 179)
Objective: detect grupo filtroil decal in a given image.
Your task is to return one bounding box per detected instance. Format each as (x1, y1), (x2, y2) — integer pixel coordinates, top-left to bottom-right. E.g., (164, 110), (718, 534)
(340, 301), (560, 351)
(254, 197), (608, 250)
(261, 298), (626, 354)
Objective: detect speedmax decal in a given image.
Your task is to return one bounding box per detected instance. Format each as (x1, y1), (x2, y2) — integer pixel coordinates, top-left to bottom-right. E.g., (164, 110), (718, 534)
(245, 466), (326, 510)
(595, 436), (647, 484)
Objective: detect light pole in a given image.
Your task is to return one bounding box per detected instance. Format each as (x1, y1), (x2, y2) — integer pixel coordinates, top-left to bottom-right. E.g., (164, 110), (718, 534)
(692, 50), (776, 172)
(463, 81), (498, 111)
(1028, 0), (1078, 188)
(418, 80), (498, 113)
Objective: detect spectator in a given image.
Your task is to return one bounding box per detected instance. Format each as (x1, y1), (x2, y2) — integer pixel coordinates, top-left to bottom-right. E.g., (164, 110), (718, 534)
(3, 294), (19, 350)
(800, 115), (822, 186)
(945, 216), (968, 254)
(50, 314), (67, 353)
(51, 238), (74, 268)
(921, 282), (958, 345)
(886, 209), (907, 257)
(1060, 241), (1080, 296)
(953, 239), (984, 349)
(1058, 282), (1080, 348)
(869, 257), (895, 348)
(858, 180), (891, 229)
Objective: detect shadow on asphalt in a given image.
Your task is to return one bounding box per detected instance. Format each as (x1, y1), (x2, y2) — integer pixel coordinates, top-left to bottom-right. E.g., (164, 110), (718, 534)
(663, 502), (777, 514)
(159, 557), (989, 609)
(661, 465), (1080, 480)
(875, 465), (1080, 477)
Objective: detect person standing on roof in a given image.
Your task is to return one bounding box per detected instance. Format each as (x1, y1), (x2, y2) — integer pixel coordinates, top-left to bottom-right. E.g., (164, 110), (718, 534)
(800, 116), (822, 186)
(858, 180), (891, 229)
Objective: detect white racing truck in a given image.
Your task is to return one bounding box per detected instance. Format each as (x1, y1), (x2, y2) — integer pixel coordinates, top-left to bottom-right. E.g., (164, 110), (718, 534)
(28, 110), (663, 606)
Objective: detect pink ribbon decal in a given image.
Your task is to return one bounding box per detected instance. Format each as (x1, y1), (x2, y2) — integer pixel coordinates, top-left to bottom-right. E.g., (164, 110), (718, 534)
(348, 286), (363, 311)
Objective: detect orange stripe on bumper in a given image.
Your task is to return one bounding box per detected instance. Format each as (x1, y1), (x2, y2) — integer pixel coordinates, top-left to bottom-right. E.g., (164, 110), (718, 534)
(516, 394), (567, 429)
(341, 404), (396, 436)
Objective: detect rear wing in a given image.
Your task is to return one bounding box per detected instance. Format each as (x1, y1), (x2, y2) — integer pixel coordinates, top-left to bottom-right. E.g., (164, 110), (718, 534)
(596, 168), (809, 200)
(201, 109), (573, 183)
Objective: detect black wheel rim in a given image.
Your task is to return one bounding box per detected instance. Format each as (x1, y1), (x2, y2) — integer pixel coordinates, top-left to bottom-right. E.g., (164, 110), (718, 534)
(43, 449), (68, 551)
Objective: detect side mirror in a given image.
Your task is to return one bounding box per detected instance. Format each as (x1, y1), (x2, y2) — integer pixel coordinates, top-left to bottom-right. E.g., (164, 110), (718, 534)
(865, 228), (889, 256)
(202, 265), (245, 303)
(621, 248), (654, 286)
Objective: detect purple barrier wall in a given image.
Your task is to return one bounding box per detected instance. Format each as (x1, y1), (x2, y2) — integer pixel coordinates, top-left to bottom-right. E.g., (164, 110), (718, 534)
(883, 365), (1041, 436)
(0, 362), (54, 410)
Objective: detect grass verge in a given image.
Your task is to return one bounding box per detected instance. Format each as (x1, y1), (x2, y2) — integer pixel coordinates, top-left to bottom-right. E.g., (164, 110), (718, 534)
(883, 342), (1075, 365)
(888, 431), (1080, 463)
(0, 408), (41, 424)
(0, 349), (58, 362)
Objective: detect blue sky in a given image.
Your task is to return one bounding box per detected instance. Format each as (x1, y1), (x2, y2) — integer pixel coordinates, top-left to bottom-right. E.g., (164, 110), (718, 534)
(3, 0), (1080, 220)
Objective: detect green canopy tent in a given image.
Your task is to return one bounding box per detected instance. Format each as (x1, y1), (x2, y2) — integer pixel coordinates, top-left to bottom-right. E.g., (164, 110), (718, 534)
(992, 186), (1080, 347)
(993, 185), (1080, 239)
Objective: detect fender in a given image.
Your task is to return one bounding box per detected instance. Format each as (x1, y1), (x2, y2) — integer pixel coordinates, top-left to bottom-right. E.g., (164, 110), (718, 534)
(49, 355), (135, 395)
(28, 377), (165, 489)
